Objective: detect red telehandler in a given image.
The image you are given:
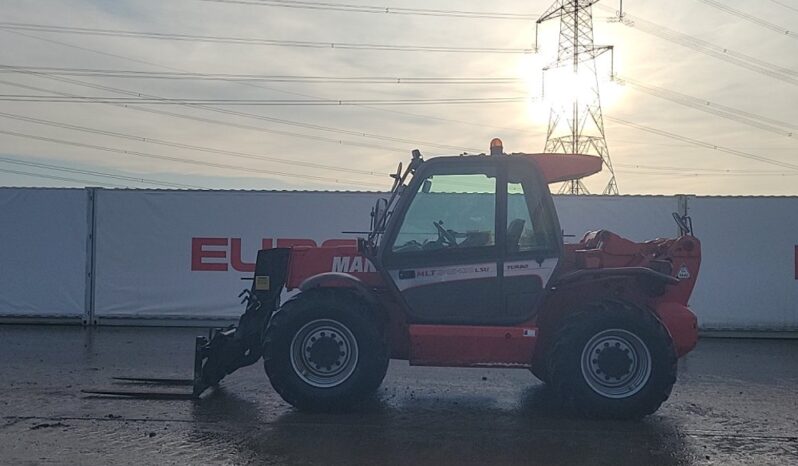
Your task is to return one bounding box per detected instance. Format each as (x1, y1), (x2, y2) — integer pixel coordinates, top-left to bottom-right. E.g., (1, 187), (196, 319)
(91, 139), (701, 419)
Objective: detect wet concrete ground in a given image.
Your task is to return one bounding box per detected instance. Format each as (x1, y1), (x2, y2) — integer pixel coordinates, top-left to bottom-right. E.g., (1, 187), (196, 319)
(0, 325), (796, 465)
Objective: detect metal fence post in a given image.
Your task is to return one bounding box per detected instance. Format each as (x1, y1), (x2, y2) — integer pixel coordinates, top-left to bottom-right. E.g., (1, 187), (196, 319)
(84, 187), (98, 326)
(676, 194), (694, 235)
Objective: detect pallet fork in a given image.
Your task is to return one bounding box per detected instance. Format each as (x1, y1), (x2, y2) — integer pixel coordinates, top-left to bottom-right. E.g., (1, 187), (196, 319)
(82, 249), (291, 400)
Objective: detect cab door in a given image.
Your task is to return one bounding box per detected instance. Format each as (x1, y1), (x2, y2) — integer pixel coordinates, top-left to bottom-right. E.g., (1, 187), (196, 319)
(381, 164), (502, 325)
(501, 162), (561, 321)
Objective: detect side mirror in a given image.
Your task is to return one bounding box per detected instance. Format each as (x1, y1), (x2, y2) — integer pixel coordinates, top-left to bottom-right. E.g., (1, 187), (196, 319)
(371, 198), (388, 232)
(422, 179), (432, 194)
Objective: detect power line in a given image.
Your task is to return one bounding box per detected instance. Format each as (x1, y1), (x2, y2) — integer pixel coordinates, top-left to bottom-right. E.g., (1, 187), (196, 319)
(6, 8), (795, 154)
(0, 31), (540, 187)
(352, 103), (542, 138)
(632, 12), (798, 80)
(6, 65), (792, 141)
(615, 169), (798, 178)
(0, 66), (520, 84)
(0, 166), (125, 187)
(8, 77), (794, 187)
(615, 76), (798, 137)
(14, 78), (782, 168)
(0, 77), (413, 155)
(12, 64), (794, 144)
(2, 29), (542, 142)
(615, 162), (793, 175)
(597, 6), (798, 86)
(695, 0), (795, 39)
(0, 22), (533, 54)
(0, 111), (385, 178)
(0, 94), (528, 106)
(0, 129), (386, 188)
(0, 62), (540, 139)
(0, 32), (537, 192)
(17, 111), (776, 185)
(7, 64), (793, 133)
(606, 116), (798, 172)
(4, 24), (794, 184)
(198, 0), (538, 20)
(0, 155), (206, 189)
(767, 0), (798, 14)
(0, 66), (487, 154)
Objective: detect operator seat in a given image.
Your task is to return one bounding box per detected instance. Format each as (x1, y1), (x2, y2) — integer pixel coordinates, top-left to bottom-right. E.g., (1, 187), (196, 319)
(506, 218), (526, 253)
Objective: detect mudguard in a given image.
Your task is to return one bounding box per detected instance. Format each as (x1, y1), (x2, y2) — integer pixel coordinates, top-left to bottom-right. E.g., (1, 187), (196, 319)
(655, 302), (699, 357)
(554, 267), (679, 286)
(298, 272), (379, 306)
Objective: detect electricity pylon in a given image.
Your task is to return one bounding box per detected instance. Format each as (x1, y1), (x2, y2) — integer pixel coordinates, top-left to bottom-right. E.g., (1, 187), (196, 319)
(537, 0), (619, 195)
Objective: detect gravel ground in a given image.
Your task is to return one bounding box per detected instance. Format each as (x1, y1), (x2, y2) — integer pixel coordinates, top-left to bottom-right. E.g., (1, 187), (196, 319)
(0, 325), (796, 465)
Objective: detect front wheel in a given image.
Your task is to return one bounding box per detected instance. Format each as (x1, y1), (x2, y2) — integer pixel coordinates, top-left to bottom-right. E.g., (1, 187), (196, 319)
(264, 290), (389, 411)
(547, 304), (677, 419)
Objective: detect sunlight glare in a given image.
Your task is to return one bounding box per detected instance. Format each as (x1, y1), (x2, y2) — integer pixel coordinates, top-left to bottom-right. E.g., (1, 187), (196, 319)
(516, 53), (549, 125)
(517, 52), (626, 126)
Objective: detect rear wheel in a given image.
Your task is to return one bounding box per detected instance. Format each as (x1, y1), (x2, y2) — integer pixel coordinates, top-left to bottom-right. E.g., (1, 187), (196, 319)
(264, 290), (389, 411)
(547, 304), (676, 419)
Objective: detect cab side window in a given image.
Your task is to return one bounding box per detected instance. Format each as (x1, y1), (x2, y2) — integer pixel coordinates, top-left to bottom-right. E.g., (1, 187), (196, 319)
(392, 173), (496, 254)
(507, 181), (555, 254)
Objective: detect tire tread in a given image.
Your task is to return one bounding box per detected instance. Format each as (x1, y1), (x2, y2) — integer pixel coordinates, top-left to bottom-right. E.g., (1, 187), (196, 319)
(263, 289), (389, 411)
(547, 302), (677, 419)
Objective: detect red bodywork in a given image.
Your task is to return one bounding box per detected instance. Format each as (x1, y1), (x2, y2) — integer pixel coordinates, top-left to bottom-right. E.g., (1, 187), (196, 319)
(556, 230), (701, 357)
(274, 152), (700, 369)
(282, 229), (701, 368)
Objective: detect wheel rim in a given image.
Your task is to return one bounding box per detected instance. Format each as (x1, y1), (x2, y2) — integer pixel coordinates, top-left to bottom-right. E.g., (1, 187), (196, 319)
(290, 319), (359, 388)
(580, 328), (652, 399)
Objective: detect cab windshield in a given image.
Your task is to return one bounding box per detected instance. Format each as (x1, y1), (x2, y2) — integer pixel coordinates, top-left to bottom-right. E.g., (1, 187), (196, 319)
(392, 173), (496, 253)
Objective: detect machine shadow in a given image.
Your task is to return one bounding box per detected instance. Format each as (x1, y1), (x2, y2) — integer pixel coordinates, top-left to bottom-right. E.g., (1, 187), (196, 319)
(190, 384), (695, 466)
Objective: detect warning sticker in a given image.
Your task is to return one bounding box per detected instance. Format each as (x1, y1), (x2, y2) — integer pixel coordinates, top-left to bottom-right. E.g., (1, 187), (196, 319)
(255, 275), (270, 291)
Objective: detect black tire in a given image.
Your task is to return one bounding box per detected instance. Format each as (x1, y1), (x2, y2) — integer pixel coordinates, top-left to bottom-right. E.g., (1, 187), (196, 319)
(263, 289), (389, 411)
(547, 303), (677, 419)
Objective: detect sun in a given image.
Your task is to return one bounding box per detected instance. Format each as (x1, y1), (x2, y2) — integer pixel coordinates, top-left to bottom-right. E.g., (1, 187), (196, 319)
(517, 53), (625, 125)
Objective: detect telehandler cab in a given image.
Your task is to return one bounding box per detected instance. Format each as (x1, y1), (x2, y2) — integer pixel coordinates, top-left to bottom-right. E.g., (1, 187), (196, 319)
(94, 139), (702, 419)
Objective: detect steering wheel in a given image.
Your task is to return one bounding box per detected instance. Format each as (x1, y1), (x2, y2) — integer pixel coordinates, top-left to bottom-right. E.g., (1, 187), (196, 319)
(433, 221), (458, 247)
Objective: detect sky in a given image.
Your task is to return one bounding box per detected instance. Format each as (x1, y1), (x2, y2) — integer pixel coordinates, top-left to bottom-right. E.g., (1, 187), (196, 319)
(0, 0), (796, 195)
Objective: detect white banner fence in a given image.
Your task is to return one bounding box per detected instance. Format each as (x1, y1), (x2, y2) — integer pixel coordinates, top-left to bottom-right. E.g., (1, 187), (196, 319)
(0, 188), (91, 322)
(1, 187), (796, 331)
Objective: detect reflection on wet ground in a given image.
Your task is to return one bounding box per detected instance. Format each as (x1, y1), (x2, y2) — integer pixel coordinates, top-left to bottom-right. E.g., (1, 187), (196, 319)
(1, 325), (796, 465)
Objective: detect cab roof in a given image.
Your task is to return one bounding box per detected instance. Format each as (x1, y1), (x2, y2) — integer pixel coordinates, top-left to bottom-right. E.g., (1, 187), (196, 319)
(422, 153), (603, 184)
(521, 153), (603, 183)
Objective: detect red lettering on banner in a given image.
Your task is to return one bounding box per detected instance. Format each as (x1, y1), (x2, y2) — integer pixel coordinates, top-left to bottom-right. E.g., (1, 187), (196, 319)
(191, 237), (360, 272)
(230, 238), (256, 272)
(191, 238), (228, 271)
